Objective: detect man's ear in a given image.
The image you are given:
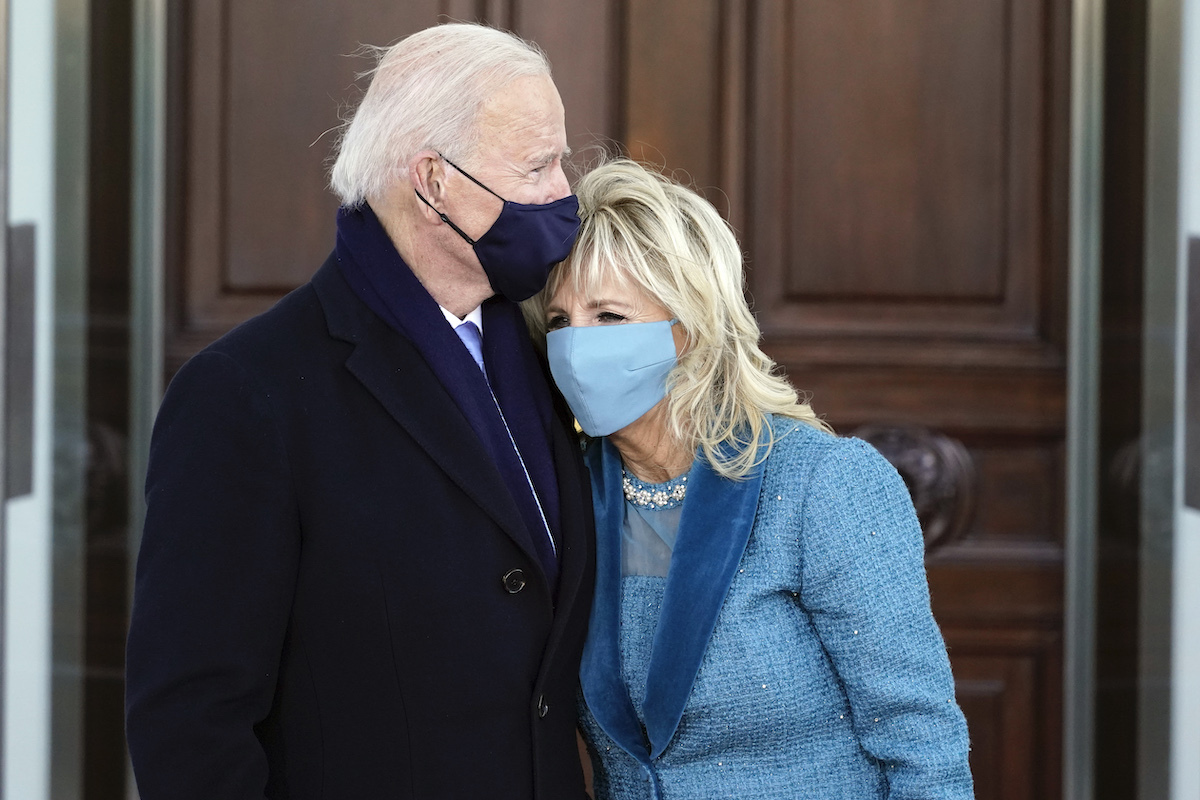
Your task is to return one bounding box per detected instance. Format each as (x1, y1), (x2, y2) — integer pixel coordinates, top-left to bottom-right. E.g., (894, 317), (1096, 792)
(410, 150), (447, 220)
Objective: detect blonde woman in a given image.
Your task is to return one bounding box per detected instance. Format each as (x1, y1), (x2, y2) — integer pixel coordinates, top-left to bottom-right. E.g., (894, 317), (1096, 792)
(524, 159), (974, 799)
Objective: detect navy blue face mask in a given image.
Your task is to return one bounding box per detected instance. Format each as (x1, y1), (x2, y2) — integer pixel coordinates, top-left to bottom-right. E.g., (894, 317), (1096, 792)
(415, 153), (581, 302)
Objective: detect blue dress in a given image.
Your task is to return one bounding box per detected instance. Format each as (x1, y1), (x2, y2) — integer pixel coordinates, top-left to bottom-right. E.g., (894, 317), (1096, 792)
(578, 417), (975, 800)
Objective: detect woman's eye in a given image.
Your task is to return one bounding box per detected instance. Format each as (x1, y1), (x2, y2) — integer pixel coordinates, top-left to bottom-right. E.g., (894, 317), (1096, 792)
(597, 311), (626, 324)
(545, 315), (569, 331)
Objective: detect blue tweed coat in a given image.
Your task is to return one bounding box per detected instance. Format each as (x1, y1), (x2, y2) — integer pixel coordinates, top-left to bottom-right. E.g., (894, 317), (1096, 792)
(578, 417), (974, 799)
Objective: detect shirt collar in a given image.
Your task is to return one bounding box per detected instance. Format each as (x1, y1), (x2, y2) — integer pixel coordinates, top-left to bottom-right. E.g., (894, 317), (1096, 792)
(440, 304), (485, 336)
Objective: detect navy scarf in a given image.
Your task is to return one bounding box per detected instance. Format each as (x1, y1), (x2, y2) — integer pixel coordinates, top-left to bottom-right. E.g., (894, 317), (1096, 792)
(334, 204), (561, 587)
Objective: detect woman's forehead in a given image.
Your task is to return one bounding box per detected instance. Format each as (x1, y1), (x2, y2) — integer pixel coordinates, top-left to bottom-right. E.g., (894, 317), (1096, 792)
(550, 260), (663, 307)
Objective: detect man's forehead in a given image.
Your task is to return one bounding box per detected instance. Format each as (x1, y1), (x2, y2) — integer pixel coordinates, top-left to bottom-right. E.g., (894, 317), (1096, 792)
(472, 135), (565, 168)
(524, 145), (571, 165)
(477, 116), (567, 161)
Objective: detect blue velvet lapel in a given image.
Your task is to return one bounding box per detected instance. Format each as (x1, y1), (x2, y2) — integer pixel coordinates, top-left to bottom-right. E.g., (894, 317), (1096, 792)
(643, 445), (765, 757)
(579, 439), (648, 764)
(579, 436), (766, 761)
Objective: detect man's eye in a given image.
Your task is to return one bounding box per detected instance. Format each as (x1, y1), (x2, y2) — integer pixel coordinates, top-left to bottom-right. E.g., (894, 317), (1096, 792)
(546, 315), (569, 330)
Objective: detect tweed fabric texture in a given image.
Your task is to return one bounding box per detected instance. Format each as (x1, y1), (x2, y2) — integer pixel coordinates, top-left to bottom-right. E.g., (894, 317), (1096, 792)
(579, 419), (974, 799)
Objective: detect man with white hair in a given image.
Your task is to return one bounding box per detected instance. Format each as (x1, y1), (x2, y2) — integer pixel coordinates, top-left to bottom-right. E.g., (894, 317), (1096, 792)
(126, 23), (595, 799)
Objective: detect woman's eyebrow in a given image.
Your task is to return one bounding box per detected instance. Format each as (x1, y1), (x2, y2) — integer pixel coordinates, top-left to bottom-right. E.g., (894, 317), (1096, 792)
(585, 298), (633, 309)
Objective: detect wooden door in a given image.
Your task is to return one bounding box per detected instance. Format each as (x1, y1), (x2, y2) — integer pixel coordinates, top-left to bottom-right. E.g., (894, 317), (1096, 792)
(614, 2), (1069, 797)
(164, 2), (1069, 797)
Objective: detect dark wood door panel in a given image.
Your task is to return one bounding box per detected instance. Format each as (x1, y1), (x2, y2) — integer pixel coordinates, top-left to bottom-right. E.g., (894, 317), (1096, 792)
(747, 0), (1069, 363)
(171, 0), (440, 370)
(948, 628), (1064, 800)
(622, 0), (750, 227)
(781, 0), (1010, 302)
(166, 0), (621, 374)
(186, 0), (446, 291)
(929, 563), (1062, 625)
(221, 2), (443, 291)
(517, 0), (621, 168)
(624, 0), (723, 189)
(789, 366), (1066, 433)
(854, 430), (1065, 560)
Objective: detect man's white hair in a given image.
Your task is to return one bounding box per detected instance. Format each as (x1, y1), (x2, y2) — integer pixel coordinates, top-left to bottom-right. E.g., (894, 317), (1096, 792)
(330, 23), (551, 207)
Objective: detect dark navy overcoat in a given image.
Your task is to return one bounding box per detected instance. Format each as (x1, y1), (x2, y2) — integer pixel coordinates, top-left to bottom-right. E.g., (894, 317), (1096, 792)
(126, 255), (595, 800)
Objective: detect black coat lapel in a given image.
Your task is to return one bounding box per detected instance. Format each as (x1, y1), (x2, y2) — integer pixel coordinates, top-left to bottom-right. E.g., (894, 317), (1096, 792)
(544, 413), (592, 618)
(312, 258), (547, 580)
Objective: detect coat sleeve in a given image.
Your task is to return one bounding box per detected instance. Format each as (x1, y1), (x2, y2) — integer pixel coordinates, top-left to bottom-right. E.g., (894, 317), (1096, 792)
(798, 437), (975, 799)
(126, 350), (300, 800)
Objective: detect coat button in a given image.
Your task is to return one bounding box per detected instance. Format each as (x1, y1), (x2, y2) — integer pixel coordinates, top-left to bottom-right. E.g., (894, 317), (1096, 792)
(537, 695), (549, 718)
(502, 569), (526, 594)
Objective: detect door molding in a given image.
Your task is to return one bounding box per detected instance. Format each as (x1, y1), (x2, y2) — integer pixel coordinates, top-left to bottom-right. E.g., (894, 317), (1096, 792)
(1064, 0), (1105, 797)
(0, 0), (10, 793)
(1139, 0), (1183, 796)
(129, 0), (167, 788)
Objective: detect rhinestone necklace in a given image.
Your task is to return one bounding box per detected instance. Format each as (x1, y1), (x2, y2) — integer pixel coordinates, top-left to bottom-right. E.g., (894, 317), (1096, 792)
(622, 469), (688, 510)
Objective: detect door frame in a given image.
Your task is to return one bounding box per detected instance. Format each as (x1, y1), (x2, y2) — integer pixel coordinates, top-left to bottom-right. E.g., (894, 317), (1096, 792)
(1065, 0), (1104, 797)
(128, 0), (166, 787)
(0, 0), (10, 793)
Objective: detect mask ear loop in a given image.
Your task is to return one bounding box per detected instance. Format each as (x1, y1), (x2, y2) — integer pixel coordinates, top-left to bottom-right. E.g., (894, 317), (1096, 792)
(437, 152), (508, 202)
(413, 188), (478, 245)
(413, 152), (510, 245)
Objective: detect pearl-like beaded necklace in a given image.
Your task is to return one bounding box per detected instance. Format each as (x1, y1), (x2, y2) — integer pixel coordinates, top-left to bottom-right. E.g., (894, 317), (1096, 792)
(621, 469), (688, 510)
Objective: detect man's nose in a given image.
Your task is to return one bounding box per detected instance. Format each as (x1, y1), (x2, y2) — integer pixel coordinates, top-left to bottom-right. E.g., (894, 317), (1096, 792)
(544, 163), (571, 203)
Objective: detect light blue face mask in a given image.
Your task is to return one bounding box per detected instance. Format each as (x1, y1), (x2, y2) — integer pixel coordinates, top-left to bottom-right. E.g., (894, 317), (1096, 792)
(546, 319), (679, 437)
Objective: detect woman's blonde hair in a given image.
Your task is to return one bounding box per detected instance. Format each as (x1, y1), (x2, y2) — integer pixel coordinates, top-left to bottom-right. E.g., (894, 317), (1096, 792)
(523, 159), (830, 479)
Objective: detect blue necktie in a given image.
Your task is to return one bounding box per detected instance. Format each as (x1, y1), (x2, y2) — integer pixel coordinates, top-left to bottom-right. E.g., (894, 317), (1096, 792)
(455, 321), (486, 376)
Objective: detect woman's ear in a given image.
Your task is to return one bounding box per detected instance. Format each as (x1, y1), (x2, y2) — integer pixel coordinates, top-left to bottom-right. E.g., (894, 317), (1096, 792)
(671, 321), (691, 357)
